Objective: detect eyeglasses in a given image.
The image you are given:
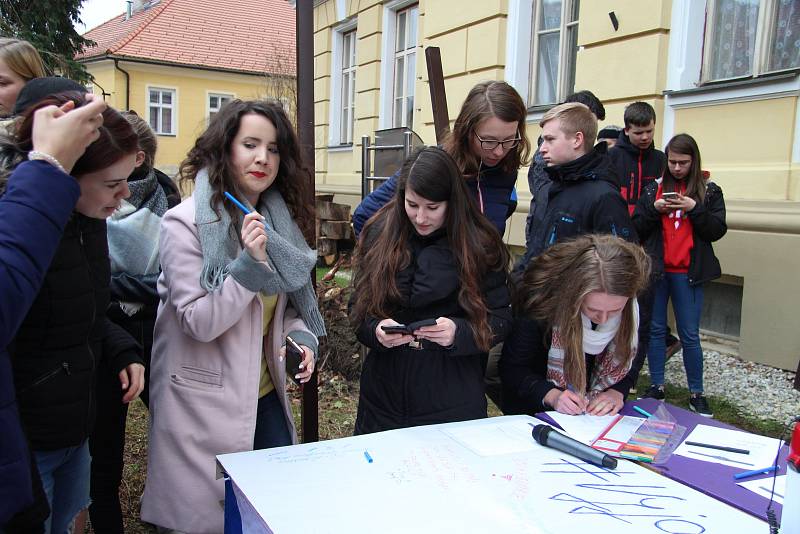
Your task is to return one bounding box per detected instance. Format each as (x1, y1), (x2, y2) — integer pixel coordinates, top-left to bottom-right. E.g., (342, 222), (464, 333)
(474, 133), (521, 151)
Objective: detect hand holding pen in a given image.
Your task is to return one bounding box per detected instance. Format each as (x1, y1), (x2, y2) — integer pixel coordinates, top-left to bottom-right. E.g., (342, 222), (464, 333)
(225, 191), (269, 261)
(545, 386), (587, 415)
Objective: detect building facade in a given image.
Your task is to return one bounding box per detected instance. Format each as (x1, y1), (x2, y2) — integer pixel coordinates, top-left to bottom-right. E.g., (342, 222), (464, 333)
(313, 0), (800, 370)
(79, 0), (297, 175)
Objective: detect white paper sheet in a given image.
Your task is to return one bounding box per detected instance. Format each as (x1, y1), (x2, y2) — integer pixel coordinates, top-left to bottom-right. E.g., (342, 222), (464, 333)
(442, 419), (539, 456)
(674, 424), (783, 469)
(218, 416), (767, 534)
(737, 474), (786, 504)
(544, 412), (623, 444)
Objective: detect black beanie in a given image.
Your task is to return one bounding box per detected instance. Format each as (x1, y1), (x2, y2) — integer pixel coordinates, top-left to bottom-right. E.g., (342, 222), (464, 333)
(13, 76), (88, 116)
(597, 125), (622, 141)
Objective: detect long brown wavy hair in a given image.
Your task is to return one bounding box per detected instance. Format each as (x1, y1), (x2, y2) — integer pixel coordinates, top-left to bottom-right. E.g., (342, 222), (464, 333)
(514, 235), (651, 389)
(441, 80), (531, 176)
(179, 99), (315, 244)
(352, 147), (510, 351)
(662, 133), (706, 203)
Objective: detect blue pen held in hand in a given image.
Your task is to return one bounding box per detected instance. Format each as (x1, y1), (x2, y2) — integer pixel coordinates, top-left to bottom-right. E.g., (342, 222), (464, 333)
(224, 191), (271, 229)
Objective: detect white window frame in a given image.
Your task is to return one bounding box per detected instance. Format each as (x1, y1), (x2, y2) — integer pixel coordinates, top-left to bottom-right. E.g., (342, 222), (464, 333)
(663, 0), (800, 161)
(207, 92), (234, 122)
(328, 19), (358, 147)
(527, 0), (580, 108)
(378, 0), (419, 130)
(147, 86), (178, 136)
(701, 0), (800, 84)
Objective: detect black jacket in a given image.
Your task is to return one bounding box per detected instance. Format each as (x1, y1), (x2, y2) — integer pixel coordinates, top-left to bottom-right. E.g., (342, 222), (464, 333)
(9, 214), (142, 451)
(499, 317), (635, 415)
(520, 144), (637, 268)
(608, 133), (666, 214)
(632, 181), (727, 286)
(352, 229), (512, 434)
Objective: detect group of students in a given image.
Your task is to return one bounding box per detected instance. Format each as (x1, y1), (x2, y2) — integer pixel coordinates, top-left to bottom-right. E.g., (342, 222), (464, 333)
(350, 80), (727, 435)
(0, 36), (727, 534)
(1, 39), (323, 534)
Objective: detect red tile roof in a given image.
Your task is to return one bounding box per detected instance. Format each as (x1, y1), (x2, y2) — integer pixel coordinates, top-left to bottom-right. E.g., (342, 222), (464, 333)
(79, 0), (296, 76)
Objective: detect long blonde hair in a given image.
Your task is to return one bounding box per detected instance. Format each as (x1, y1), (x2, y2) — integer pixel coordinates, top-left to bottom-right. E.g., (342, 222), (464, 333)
(515, 235), (651, 389)
(0, 38), (46, 81)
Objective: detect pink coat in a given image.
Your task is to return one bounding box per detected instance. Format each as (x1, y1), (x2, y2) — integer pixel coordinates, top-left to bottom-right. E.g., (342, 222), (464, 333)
(140, 198), (312, 533)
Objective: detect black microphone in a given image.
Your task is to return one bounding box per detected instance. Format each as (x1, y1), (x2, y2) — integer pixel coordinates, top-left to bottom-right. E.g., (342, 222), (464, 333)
(532, 424), (618, 469)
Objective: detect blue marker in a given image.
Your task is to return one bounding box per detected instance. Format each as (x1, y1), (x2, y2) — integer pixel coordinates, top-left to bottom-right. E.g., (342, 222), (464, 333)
(224, 191), (270, 229)
(733, 465), (778, 480)
(363, 450), (373, 463)
(633, 406), (653, 418)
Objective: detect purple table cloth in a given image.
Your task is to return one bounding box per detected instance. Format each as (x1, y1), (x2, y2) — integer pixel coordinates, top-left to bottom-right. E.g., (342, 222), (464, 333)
(537, 397), (787, 521)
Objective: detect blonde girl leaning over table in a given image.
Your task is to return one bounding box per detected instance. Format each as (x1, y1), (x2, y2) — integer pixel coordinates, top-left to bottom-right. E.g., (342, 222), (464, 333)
(141, 99), (325, 534)
(500, 235), (650, 417)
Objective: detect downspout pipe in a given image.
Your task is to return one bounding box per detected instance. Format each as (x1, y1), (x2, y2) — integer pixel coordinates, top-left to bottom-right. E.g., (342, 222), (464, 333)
(113, 58), (131, 111)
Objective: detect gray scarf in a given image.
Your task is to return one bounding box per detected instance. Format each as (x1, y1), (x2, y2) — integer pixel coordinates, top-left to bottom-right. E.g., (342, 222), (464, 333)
(194, 169), (325, 338)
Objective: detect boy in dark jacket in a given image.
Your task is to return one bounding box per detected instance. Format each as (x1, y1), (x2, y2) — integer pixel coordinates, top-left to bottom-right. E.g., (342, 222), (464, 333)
(608, 101), (667, 215)
(522, 102), (636, 264)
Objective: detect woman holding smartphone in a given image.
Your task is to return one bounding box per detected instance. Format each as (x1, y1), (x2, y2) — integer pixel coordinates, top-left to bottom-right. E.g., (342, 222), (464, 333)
(633, 133), (727, 417)
(350, 147), (512, 435)
(141, 100), (325, 533)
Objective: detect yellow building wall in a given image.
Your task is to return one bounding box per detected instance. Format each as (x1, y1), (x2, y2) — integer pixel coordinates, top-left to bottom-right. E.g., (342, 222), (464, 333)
(313, 0), (800, 369)
(84, 59), (285, 175)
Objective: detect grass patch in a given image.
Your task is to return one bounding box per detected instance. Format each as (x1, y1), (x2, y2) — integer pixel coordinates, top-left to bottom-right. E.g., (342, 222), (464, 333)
(315, 267), (351, 288)
(636, 374), (787, 439)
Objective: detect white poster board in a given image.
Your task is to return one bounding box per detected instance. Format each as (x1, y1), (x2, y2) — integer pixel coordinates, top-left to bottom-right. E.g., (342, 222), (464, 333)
(218, 416), (766, 534)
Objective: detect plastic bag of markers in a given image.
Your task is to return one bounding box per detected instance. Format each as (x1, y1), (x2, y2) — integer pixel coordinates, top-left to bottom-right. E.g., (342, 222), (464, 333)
(631, 403), (687, 465)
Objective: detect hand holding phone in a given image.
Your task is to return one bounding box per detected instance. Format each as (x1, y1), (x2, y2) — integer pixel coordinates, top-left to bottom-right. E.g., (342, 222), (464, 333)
(285, 335), (304, 385)
(662, 191), (680, 202)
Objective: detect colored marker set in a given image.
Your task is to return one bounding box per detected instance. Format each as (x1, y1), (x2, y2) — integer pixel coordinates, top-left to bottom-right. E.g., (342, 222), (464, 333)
(618, 418), (678, 463)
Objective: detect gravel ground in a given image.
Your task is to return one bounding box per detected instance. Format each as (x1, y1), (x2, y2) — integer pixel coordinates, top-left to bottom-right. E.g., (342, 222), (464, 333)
(642, 349), (800, 425)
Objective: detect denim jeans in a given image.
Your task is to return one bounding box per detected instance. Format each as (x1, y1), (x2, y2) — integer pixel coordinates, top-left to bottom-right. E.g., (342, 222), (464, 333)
(252, 390), (292, 450)
(647, 272), (705, 393)
(33, 440), (91, 534)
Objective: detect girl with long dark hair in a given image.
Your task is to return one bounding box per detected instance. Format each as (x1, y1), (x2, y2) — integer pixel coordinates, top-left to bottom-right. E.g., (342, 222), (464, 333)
(500, 235), (650, 416)
(351, 147), (512, 434)
(634, 133), (727, 417)
(141, 99), (325, 533)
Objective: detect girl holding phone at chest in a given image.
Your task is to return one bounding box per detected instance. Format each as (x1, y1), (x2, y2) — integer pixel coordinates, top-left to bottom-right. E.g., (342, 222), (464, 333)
(633, 133), (727, 417)
(141, 100), (325, 534)
(350, 147), (512, 435)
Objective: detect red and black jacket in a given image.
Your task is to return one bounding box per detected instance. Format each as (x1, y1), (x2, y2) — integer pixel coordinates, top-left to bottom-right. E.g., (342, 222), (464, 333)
(608, 132), (666, 215)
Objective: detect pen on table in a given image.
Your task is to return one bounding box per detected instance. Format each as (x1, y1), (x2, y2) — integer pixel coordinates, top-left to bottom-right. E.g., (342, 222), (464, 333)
(633, 406), (653, 418)
(224, 191), (270, 229)
(685, 441), (750, 455)
(733, 465), (778, 480)
(363, 450), (373, 463)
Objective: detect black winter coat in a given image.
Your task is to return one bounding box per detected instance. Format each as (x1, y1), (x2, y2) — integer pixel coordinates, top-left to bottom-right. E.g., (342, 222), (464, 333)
(9, 214), (142, 451)
(353, 229), (512, 434)
(608, 133), (666, 214)
(632, 181), (727, 286)
(521, 144), (637, 266)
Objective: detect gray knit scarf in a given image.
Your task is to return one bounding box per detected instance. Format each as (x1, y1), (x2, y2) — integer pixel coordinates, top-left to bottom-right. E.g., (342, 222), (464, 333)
(194, 169), (326, 337)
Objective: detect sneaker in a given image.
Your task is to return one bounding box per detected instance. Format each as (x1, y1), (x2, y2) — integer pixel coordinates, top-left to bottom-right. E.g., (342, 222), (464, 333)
(689, 394), (713, 417)
(644, 384), (665, 400)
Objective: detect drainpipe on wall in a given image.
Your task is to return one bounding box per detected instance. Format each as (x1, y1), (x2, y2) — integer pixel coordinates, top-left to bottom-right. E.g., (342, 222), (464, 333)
(113, 58), (131, 111)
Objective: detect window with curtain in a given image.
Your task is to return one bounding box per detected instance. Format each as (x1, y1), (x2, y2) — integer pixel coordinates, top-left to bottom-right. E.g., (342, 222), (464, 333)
(208, 93), (233, 122)
(703, 0), (800, 83)
(529, 0), (580, 107)
(340, 30), (357, 144)
(392, 4), (418, 128)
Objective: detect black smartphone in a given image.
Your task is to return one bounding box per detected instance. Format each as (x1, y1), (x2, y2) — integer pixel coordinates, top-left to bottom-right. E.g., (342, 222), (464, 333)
(407, 318), (437, 331)
(285, 335), (304, 385)
(380, 324), (410, 334)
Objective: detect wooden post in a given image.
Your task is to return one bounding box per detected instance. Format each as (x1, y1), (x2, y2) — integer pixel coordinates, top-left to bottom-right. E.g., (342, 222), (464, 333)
(296, 0), (319, 443)
(425, 47), (450, 144)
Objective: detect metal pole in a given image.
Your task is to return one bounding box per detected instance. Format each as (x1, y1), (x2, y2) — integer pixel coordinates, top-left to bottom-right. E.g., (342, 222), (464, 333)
(361, 134), (371, 198)
(403, 130), (412, 158)
(296, 0), (319, 443)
